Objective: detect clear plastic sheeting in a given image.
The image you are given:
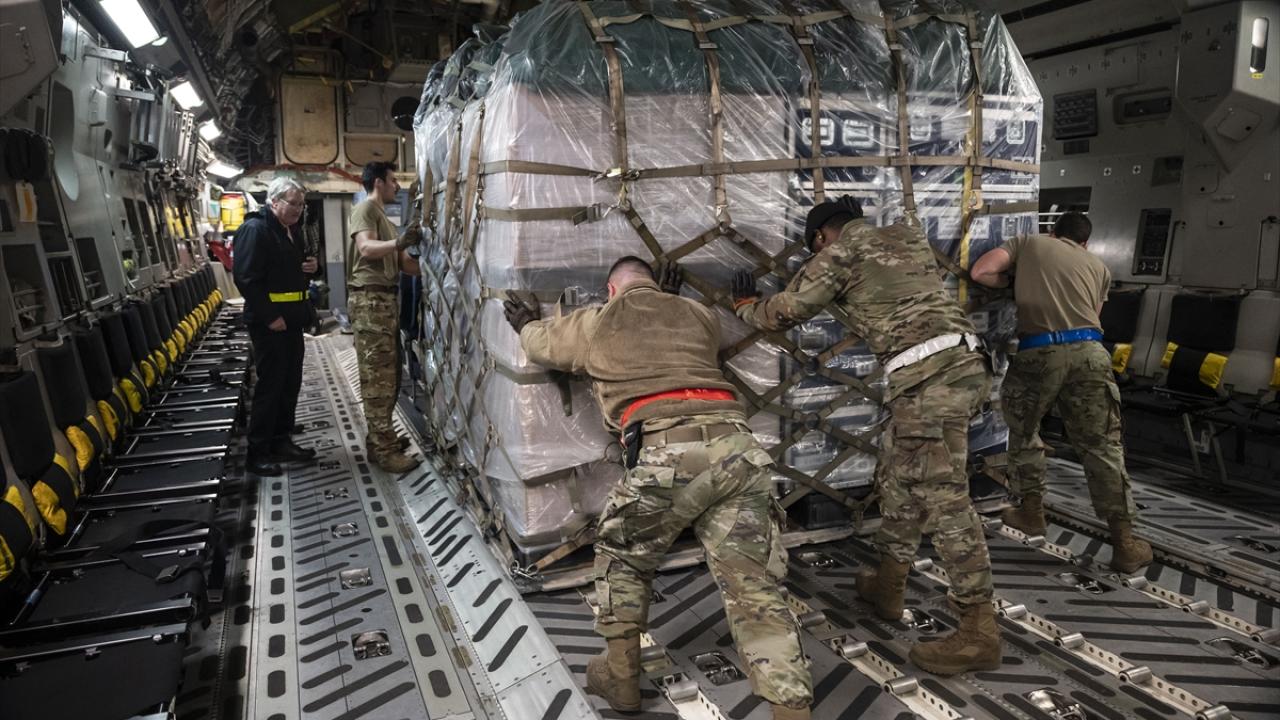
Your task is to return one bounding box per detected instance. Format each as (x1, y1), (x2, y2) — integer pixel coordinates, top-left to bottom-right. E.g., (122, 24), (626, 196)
(412, 1), (1040, 559)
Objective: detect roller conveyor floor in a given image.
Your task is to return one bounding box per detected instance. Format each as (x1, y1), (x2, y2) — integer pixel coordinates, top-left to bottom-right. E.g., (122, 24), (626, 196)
(174, 335), (1280, 720)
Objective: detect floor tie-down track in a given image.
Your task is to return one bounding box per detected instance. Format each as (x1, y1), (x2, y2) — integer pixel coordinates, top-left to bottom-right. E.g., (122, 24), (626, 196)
(230, 335), (1280, 720)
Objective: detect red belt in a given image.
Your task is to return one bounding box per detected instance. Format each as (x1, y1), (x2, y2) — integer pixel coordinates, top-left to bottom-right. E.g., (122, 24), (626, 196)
(619, 388), (736, 429)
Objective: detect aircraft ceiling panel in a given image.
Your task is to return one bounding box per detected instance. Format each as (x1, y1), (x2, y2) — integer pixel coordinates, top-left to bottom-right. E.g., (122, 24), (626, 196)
(1000, 0), (1182, 56)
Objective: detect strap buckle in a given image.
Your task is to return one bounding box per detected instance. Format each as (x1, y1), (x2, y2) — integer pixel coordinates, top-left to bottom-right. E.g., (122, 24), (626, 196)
(155, 564), (181, 583)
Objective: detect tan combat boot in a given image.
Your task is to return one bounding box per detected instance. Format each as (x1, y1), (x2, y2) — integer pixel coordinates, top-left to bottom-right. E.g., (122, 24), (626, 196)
(373, 449), (419, 474)
(856, 557), (911, 620)
(770, 703), (811, 720)
(909, 603), (1002, 675)
(1108, 518), (1153, 573)
(587, 636), (641, 712)
(1001, 492), (1047, 535)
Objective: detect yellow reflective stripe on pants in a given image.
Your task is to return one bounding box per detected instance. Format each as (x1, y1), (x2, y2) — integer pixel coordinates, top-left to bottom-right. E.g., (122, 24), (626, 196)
(268, 291), (306, 302)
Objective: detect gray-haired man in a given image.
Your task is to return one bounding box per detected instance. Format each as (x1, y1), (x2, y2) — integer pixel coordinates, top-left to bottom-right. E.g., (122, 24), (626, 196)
(233, 177), (319, 476)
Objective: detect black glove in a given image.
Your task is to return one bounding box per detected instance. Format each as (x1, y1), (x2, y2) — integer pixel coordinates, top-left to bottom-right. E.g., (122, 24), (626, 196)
(396, 223), (424, 251)
(730, 269), (758, 305)
(655, 259), (683, 295)
(503, 292), (541, 334)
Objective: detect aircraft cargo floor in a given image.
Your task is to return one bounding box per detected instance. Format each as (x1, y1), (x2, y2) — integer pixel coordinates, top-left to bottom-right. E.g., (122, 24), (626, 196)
(177, 335), (1280, 720)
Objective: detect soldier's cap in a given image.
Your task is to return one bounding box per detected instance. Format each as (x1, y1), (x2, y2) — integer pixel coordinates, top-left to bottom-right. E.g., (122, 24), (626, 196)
(803, 195), (864, 251)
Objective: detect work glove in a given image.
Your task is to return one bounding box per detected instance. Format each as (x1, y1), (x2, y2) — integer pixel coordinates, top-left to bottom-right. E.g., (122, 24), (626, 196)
(396, 223), (424, 251)
(655, 258), (683, 295)
(730, 269), (758, 308)
(503, 291), (541, 334)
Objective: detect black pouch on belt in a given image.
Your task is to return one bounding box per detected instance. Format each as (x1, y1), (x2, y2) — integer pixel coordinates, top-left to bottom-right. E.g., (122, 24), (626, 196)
(622, 423), (643, 470)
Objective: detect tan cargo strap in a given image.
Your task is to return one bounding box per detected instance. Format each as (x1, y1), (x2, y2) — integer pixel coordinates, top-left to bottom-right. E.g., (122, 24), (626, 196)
(441, 117), (465, 243)
(959, 12), (986, 303)
(882, 15), (916, 215)
(480, 204), (612, 224)
(479, 160), (599, 177)
(776, 0), (824, 203)
(473, 154), (1040, 181)
(578, 2), (630, 177)
(462, 103), (487, 250)
(490, 359), (575, 416)
(679, 0), (730, 226)
(532, 524), (596, 572)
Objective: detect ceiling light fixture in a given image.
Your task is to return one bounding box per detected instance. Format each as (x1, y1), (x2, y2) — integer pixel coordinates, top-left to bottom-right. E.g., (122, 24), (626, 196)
(98, 0), (161, 48)
(198, 120), (222, 141)
(170, 80), (203, 109)
(207, 160), (243, 179)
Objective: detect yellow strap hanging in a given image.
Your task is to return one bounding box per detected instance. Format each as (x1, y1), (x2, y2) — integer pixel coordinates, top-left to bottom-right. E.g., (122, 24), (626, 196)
(32, 481), (68, 535)
(0, 486), (35, 581)
(165, 338), (179, 362)
(97, 399), (120, 441)
(141, 359), (157, 389)
(120, 378), (143, 414)
(66, 425), (96, 471)
(1110, 343), (1133, 374)
(86, 413), (105, 446)
(112, 384), (133, 423)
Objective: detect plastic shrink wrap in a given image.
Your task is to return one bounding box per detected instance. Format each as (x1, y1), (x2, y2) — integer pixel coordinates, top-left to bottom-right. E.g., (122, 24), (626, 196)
(412, 0), (1040, 560)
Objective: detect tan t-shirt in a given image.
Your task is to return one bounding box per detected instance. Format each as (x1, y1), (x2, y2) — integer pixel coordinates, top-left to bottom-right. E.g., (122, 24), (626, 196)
(346, 199), (399, 288)
(1003, 234), (1110, 336)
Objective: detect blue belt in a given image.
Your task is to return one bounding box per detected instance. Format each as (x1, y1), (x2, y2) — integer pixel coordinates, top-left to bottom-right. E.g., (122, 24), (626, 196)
(1018, 327), (1103, 350)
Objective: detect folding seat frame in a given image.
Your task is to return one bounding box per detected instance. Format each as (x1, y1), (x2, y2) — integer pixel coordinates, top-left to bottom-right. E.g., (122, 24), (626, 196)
(0, 463), (204, 720)
(1122, 292), (1246, 485)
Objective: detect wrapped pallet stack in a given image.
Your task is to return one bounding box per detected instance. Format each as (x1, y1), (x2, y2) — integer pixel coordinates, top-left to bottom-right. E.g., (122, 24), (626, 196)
(413, 0), (1041, 568)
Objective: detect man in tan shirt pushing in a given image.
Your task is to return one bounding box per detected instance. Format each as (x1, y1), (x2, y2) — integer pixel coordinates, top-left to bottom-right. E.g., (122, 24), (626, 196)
(971, 212), (1152, 573)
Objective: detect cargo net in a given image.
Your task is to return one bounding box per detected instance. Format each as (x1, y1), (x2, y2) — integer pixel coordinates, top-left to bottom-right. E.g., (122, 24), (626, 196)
(410, 0), (1041, 575)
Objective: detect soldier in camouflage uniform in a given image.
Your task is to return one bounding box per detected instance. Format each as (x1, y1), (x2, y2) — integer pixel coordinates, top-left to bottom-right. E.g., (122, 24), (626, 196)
(506, 257), (813, 720)
(734, 196), (1000, 676)
(970, 212), (1151, 573)
(347, 162), (422, 474)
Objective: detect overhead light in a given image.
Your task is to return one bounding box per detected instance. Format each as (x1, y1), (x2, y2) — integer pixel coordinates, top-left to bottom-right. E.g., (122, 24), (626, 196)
(198, 121), (222, 141)
(170, 80), (203, 109)
(99, 0), (161, 48)
(207, 160), (243, 179)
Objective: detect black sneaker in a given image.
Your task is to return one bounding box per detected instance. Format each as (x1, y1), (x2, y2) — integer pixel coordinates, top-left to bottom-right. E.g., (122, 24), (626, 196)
(247, 455), (283, 476)
(272, 439), (317, 462)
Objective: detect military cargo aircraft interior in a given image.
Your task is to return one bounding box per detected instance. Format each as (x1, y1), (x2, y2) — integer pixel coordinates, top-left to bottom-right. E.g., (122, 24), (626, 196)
(0, 0), (1278, 719)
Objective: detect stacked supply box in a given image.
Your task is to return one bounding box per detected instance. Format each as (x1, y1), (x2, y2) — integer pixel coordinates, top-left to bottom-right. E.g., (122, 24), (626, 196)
(413, 0), (1041, 563)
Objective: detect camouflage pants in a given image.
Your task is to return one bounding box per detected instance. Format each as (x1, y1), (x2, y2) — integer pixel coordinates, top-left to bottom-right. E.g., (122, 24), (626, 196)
(877, 360), (993, 608)
(1002, 342), (1137, 522)
(348, 289), (401, 456)
(594, 413), (813, 709)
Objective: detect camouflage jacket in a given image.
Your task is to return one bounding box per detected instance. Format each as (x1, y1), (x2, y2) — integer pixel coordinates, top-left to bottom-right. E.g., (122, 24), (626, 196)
(520, 280), (742, 430)
(736, 219), (979, 396)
